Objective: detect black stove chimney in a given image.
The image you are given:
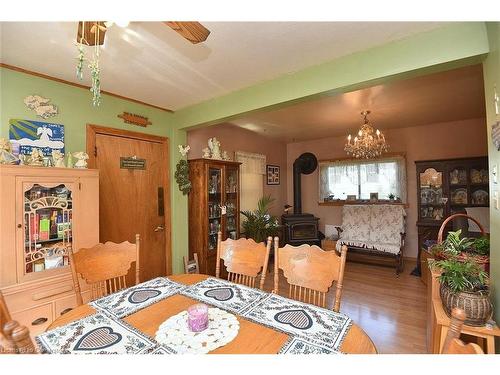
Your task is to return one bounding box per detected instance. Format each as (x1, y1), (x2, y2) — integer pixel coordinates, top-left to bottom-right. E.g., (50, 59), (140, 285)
(292, 152), (318, 214)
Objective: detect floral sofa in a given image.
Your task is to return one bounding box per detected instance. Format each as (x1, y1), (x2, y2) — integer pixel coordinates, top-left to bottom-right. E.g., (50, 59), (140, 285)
(335, 204), (406, 274)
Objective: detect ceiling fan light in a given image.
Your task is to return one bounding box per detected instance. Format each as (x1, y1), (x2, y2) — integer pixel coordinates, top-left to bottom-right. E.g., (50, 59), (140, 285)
(115, 20), (130, 28)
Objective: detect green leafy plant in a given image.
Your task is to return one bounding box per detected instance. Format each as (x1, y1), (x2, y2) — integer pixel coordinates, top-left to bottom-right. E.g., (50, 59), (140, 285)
(442, 230), (475, 256)
(388, 193), (395, 200)
(471, 236), (490, 256)
(433, 258), (488, 294)
(241, 195), (280, 243)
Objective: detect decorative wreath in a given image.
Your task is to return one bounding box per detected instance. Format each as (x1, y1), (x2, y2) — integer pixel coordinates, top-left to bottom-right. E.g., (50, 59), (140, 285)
(175, 159), (192, 195)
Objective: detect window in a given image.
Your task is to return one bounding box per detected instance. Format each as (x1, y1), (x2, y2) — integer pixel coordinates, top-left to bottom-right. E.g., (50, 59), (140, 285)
(319, 156), (407, 203)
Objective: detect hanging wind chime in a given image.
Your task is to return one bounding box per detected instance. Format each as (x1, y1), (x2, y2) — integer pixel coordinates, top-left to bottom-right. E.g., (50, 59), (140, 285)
(75, 22), (103, 106)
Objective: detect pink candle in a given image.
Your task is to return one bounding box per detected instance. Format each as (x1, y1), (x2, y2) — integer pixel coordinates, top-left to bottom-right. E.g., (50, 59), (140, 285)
(187, 303), (209, 332)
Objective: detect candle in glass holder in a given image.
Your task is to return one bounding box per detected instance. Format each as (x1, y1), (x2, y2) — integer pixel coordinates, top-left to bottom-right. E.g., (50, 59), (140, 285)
(187, 303), (209, 332)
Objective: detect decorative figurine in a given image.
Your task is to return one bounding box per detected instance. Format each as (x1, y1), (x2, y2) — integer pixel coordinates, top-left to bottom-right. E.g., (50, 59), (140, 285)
(0, 138), (19, 165)
(27, 148), (44, 166)
(66, 152), (74, 168)
(208, 137), (222, 160)
(52, 150), (66, 168)
(202, 147), (211, 159)
(178, 144), (190, 158)
(222, 150), (231, 161)
(73, 152), (89, 169)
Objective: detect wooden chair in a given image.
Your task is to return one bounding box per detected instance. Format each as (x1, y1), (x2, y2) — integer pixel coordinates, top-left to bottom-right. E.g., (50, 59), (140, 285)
(216, 232), (272, 289)
(0, 291), (36, 354)
(273, 238), (348, 312)
(69, 234), (140, 305)
(441, 308), (484, 354)
(183, 253), (200, 274)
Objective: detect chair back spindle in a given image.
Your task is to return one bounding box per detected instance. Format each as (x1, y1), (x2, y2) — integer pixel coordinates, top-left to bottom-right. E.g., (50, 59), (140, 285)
(441, 308), (484, 354)
(0, 291), (36, 354)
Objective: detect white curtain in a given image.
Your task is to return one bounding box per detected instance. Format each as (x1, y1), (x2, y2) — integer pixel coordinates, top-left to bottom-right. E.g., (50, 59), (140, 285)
(235, 151), (266, 212)
(319, 155), (407, 203)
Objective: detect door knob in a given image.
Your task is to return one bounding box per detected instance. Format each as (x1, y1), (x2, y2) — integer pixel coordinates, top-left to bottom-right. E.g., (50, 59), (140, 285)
(154, 225), (165, 232)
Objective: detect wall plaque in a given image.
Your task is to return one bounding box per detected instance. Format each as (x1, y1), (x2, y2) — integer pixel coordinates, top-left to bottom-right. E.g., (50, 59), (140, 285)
(118, 112), (152, 127)
(120, 157), (146, 170)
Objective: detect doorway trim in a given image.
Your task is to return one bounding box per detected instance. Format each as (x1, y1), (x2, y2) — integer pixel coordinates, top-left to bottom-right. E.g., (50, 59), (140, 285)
(86, 124), (172, 275)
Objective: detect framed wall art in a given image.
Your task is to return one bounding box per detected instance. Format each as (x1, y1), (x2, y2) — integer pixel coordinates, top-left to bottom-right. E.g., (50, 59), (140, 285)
(9, 119), (64, 156)
(266, 165), (280, 185)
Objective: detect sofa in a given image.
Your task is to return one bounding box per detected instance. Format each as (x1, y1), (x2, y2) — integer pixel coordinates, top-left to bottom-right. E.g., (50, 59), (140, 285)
(335, 204), (406, 274)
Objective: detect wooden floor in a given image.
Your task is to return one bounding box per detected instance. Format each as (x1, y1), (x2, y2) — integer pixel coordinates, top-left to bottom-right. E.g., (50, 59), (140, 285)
(263, 259), (427, 354)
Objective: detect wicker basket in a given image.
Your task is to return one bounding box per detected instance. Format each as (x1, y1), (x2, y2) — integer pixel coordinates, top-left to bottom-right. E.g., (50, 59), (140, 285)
(439, 282), (492, 326)
(437, 214), (491, 326)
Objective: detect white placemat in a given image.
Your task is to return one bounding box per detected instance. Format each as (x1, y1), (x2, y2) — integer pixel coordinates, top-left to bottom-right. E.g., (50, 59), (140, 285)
(154, 307), (239, 354)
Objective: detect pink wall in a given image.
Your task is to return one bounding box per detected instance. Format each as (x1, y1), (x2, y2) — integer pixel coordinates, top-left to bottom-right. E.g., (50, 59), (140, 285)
(187, 123), (287, 217)
(286, 118), (488, 258)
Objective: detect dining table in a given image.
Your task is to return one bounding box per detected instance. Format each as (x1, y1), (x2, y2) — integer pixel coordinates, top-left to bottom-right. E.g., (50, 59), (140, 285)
(47, 273), (377, 354)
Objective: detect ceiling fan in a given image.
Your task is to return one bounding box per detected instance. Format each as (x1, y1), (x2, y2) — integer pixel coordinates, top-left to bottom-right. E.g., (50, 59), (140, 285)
(76, 21), (211, 45)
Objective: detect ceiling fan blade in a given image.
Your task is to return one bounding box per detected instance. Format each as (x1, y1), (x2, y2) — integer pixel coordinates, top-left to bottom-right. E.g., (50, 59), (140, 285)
(164, 22), (210, 44)
(77, 21), (107, 46)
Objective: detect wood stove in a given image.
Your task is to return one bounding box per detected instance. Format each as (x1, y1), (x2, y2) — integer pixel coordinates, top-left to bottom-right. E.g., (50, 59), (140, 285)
(282, 152), (321, 246)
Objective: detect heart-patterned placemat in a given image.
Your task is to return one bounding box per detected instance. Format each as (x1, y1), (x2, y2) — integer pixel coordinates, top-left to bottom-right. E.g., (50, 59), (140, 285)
(90, 277), (186, 318)
(241, 293), (352, 352)
(35, 312), (172, 354)
(180, 277), (268, 314)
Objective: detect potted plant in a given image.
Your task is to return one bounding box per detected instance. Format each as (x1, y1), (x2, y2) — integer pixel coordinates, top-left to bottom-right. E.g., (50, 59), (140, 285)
(240, 195), (280, 243)
(433, 257), (492, 326)
(388, 193), (395, 201)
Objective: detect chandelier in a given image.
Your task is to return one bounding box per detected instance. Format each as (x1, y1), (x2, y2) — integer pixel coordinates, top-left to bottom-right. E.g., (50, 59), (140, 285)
(344, 110), (388, 159)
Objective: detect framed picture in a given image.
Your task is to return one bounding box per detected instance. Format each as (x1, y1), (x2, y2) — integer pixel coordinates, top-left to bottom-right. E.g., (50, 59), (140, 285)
(369, 192), (379, 202)
(346, 195), (357, 201)
(267, 165), (280, 185)
(9, 118), (65, 156)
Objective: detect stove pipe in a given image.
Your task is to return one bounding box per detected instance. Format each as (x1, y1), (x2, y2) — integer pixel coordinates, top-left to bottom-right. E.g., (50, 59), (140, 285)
(292, 152), (318, 214)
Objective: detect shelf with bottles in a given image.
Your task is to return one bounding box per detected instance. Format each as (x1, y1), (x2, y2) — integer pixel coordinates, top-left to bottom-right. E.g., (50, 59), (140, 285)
(225, 170), (238, 194)
(23, 183), (73, 275)
(208, 202), (222, 219)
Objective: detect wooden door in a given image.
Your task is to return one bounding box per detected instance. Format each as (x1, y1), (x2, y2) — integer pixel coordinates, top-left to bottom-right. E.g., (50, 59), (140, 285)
(87, 125), (170, 283)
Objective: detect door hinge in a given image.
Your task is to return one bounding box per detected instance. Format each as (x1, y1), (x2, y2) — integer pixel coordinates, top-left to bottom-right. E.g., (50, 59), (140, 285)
(79, 182), (82, 190)
(94, 146), (97, 157)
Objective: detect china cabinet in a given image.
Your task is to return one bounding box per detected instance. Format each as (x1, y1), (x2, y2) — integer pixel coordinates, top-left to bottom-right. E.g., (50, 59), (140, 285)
(188, 159), (241, 276)
(413, 156), (488, 277)
(0, 165), (99, 337)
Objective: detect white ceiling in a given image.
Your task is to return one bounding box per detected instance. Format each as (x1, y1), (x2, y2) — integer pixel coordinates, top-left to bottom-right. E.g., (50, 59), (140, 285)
(0, 22), (447, 110)
(227, 64), (486, 143)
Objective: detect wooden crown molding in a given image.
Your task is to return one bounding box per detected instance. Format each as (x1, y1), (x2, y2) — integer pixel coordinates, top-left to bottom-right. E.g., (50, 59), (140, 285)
(0, 63), (174, 113)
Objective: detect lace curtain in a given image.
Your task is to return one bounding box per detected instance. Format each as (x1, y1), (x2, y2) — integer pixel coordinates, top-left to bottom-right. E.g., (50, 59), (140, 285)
(235, 151), (267, 212)
(235, 151), (266, 175)
(319, 155), (407, 203)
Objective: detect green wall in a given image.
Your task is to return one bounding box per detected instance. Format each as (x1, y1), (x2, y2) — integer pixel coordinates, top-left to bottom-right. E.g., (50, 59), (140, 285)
(1, 22), (494, 285)
(483, 22), (500, 347)
(0, 67), (189, 274)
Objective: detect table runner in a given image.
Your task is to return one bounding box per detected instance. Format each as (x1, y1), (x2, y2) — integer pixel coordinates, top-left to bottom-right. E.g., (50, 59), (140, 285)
(180, 277), (268, 314)
(278, 337), (339, 355)
(241, 293), (351, 352)
(90, 277), (186, 318)
(36, 312), (175, 354)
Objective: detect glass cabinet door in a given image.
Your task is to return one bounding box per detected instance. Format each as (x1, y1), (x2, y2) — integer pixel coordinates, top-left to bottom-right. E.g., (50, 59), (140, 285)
(419, 168), (445, 221)
(224, 167), (239, 240)
(207, 167), (222, 252)
(23, 182), (73, 276)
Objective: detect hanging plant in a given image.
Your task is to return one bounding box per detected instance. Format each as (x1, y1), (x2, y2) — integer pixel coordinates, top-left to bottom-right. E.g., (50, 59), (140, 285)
(76, 43), (85, 80)
(89, 55), (101, 107)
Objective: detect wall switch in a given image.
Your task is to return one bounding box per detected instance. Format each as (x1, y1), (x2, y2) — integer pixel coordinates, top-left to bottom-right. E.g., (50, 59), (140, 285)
(493, 164), (498, 184)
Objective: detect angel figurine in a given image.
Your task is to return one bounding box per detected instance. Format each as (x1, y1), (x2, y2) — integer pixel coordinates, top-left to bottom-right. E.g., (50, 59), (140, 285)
(28, 148), (44, 166)
(208, 137), (222, 160)
(73, 151), (89, 169)
(202, 147), (211, 159)
(52, 150), (66, 168)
